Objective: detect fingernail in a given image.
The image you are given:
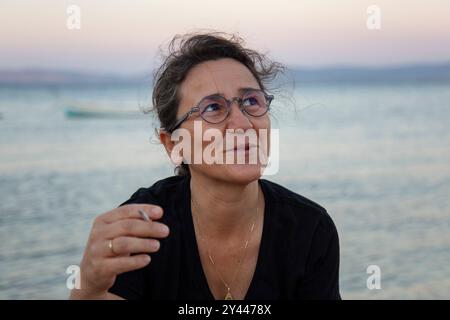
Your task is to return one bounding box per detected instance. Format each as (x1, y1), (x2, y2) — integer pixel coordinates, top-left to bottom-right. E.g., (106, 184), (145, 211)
(160, 224), (169, 234)
(151, 207), (162, 215)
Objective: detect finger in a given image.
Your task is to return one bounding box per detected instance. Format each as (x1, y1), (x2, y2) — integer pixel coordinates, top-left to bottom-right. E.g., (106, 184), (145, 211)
(104, 254), (151, 276)
(103, 218), (170, 239)
(98, 204), (163, 224)
(107, 237), (160, 256)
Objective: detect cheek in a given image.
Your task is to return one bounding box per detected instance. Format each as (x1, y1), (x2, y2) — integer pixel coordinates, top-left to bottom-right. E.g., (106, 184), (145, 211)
(201, 122), (226, 145)
(253, 114), (270, 129)
(254, 117), (271, 157)
(253, 116), (271, 138)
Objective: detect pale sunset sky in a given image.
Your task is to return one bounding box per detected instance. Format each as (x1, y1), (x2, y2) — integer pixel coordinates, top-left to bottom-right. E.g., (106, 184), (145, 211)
(1, 0), (449, 74)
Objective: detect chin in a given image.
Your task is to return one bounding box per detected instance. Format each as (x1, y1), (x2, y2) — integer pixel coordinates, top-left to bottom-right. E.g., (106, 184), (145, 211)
(220, 163), (263, 185)
(191, 162), (264, 185)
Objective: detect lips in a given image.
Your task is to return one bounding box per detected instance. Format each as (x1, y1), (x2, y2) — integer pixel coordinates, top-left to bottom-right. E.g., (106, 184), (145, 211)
(225, 143), (257, 152)
(235, 144), (249, 151)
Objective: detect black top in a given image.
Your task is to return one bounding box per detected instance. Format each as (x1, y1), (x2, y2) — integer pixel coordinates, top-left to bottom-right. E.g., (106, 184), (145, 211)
(109, 175), (341, 300)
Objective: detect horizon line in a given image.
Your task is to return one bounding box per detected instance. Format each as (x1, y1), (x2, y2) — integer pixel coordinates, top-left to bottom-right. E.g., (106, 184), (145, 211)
(1, 60), (450, 76)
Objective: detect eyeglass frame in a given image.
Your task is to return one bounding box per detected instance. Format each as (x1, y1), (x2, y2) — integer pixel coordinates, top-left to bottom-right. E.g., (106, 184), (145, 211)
(164, 88), (274, 133)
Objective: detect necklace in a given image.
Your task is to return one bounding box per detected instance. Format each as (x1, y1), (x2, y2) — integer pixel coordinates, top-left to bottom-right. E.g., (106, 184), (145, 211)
(190, 187), (259, 300)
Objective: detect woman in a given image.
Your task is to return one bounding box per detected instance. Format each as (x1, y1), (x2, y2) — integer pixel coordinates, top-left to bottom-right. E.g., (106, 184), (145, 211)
(70, 32), (341, 300)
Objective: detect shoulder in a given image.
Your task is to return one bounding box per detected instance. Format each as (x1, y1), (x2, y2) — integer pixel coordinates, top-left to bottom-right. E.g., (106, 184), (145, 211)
(260, 179), (338, 238)
(118, 175), (188, 207)
(260, 179), (327, 213)
(260, 179), (340, 280)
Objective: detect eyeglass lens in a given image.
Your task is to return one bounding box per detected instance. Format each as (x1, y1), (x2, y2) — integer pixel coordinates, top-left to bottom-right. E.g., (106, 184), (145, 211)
(198, 90), (270, 124)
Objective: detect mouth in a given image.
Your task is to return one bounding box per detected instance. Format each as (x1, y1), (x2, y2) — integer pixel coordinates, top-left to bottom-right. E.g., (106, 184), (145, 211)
(225, 143), (257, 153)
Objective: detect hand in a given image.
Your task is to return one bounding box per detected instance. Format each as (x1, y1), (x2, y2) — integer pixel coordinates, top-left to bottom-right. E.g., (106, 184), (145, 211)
(70, 204), (169, 299)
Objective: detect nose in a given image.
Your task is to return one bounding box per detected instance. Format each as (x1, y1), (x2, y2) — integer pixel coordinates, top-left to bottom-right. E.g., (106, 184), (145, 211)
(225, 98), (254, 131)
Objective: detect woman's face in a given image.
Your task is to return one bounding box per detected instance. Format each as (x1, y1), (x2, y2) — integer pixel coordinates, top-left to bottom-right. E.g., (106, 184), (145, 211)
(166, 58), (271, 184)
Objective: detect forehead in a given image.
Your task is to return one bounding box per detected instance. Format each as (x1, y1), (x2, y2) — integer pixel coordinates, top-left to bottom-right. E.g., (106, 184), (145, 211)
(179, 58), (260, 107)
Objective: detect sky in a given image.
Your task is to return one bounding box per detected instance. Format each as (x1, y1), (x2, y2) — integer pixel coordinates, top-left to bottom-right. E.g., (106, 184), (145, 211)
(1, 0), (449, 74)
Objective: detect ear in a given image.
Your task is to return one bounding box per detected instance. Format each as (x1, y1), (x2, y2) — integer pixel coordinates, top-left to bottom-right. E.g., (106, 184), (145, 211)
(159, 129), (182, 165)
(159, 129), (174, 156)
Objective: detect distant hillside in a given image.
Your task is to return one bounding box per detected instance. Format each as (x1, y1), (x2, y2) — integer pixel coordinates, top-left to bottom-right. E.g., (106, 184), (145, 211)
(1, 63), (450, 87)
(0, 69), (146, 87)
(289, 63), (450, 83)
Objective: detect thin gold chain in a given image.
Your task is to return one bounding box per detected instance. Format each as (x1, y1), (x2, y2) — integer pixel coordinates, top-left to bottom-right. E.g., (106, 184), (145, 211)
(190, 186), (259, 299)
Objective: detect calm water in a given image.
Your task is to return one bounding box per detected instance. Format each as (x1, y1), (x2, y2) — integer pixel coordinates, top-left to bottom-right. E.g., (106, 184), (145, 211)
(1, 83), (449, 299)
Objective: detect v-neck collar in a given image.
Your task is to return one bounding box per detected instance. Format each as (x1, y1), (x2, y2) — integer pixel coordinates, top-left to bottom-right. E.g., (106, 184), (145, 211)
(181, 175), (271, 300)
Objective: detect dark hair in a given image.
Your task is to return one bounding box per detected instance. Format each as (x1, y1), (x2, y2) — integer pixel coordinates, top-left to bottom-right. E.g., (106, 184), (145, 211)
(151, 31), (285, 176)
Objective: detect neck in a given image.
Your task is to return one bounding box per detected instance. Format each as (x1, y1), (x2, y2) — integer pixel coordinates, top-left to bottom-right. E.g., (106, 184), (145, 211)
(189, 171), (261, 240)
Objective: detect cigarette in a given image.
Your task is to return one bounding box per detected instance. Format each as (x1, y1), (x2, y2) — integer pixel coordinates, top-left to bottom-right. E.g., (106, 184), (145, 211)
(138, 209), (151, 222)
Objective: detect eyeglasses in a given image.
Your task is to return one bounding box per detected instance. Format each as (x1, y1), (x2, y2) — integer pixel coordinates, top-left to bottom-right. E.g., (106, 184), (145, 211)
(165, 89), (274, 133)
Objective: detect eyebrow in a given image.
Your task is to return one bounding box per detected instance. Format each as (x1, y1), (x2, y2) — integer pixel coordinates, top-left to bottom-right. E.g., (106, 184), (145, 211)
(206, 87), (260, 97)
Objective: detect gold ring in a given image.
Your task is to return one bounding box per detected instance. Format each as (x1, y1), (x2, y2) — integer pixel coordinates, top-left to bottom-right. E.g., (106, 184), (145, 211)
(108, 239), (116, 255)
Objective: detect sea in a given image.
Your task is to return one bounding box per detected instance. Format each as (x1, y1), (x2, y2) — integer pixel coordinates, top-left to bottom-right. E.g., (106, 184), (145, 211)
(1, 81), (449, 299)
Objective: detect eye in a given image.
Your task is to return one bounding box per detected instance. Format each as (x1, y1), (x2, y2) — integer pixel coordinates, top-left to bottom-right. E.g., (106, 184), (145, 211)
(243, 97), (259, 107)
(203, 103), (222, 113)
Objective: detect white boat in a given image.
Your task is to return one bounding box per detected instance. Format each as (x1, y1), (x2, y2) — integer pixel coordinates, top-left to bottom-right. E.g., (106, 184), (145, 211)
(64, 104), (143, 119)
